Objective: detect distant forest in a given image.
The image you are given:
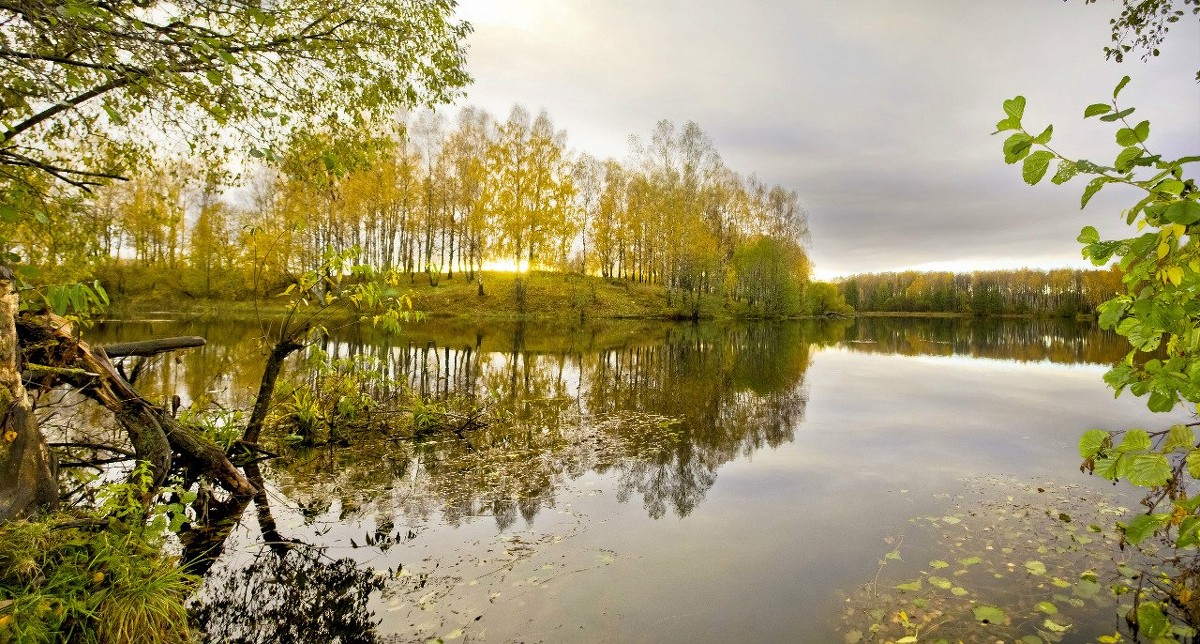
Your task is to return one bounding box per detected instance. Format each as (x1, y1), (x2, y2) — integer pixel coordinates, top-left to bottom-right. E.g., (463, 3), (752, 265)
(5, 107), (828, 316)
(837, 267), (1123, 317)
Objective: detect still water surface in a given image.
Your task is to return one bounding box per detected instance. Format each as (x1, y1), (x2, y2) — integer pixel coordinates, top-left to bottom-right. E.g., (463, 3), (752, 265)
(86, 317), (1179, 642)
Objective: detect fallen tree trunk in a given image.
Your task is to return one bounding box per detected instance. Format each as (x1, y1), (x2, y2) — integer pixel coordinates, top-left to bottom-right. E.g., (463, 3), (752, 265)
(100, 336), (206, 358)
(18, 313), (256, 498)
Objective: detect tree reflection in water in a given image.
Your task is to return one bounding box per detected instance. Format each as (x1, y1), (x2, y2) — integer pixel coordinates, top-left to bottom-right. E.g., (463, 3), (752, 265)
(78, 317), (1133, 642)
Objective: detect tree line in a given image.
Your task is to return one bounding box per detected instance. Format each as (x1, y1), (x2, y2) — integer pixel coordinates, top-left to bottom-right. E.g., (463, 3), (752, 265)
(836, 267), (1124, 316)
(5, 107), (826, 316)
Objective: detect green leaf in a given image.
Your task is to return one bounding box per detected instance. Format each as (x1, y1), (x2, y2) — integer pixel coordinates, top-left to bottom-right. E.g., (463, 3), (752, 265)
(1177, 516), (1200, 549)
(1096, 297), (1130, 329)
(929, 560), (949, 569)
(0, 203), (20, 223)
(1115, 145), (1143, 171)
(994, 117), (1021, 133)
(1036, 601), (1058, 615)
(1079, 429), (1110, 458)
(1116, 128), (1139, 147)
(1121, 513), (1168, 545)
(1164, 200), (1200, 226)
(1093, 456), (1120, 480)
(973, 605), (1008, 625)
(1033, 125), (1053, 145)
(885, 549), (902, 561)
(205, 68), (223, 85)
(929, 576), (952, 589)
(1003, 96), (1026, 121)
(1003, 132), (1034, 164)
(1158, 179), (1186, 196)
(1148, 388), (1177, 412)
(1025, 560), (1047, 576)
(1084, 103), (1113, 118)
(1134, 120), (1150, 142)
(894, 579), (922, 592)
(1051, 160), (1077, 185)
(102, 103), (124, 125)
(1117, 429), (1151, 452)
(1081, 177), (1109, 208)
(1136, 603), (1170, 638)
(1125, 453), (1171, 487)
(1116, 318), (1161, 352)
(1076, 225), (1100, 244)
(1113, 75), (1131, 99)
(1188, 450), (1200, 479)
(1022, 150), (1055, 185)
(1100, 106), (1136, 123)
(1042, 619), (1071, 633)
(1164, 425), (1196, 452)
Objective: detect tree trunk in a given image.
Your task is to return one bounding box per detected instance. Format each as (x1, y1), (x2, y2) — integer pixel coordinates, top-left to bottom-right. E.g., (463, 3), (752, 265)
(243, 334), (305, 445)
(18, 312), (256, 498)
(0, 269), (58, 521)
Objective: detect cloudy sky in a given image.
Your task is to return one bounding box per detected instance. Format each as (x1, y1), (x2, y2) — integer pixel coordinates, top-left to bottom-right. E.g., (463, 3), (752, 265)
(451, 0), (1199, 279)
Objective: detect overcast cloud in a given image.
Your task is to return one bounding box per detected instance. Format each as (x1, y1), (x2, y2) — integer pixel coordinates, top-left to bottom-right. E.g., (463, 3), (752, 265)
(452, 0), (1200, 279)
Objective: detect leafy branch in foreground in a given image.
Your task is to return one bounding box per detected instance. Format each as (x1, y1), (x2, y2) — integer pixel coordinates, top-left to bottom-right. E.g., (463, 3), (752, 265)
(241, 246), (421, 445)
(997, 76), (1200, 632)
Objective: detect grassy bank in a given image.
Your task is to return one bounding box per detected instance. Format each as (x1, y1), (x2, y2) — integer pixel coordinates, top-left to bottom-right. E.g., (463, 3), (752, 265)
(107, 270), (845, 322)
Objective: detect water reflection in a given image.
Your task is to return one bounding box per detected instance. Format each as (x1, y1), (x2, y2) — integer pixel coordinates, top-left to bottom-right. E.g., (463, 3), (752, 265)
(832, 316), (1125, 364)
(79, 316), (1136, 643)
(86, 316), (1130, 531)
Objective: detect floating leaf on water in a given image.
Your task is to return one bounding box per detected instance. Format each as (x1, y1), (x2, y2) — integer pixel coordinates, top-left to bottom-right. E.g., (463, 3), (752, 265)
(1051, 577), (1071, 588)
(843, 629), (863, 644)
(1042, 619), (1070, 633)
(885, 549), (902, 561)
(942, 516), (962, 525)
(950, 587), (969, 597)
(958, 556), (983, 566)
(442, 627), (466, 640)
(1073, 578), (1101, 599)
(1025, 560), (1048, 576)
(1036, 601), (1058, 614)
(929, 560), (949, 569)
(894, 579), (923, 592)
(972, 604), (1008, 625)
(929, 576), (952, 590)
(896, 637), (918, 644)
(1020, 636), (1044, 644)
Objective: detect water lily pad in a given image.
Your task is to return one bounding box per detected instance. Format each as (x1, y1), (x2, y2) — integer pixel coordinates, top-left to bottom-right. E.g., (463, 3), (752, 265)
(929, 560), (949, 569)
(972, 605), (1008, 625)
(929, 576), (952, 590)
(1035, 601), (1058, 614)
(1042, 618), (1070, 633)
(1025, 560), (1047, 576)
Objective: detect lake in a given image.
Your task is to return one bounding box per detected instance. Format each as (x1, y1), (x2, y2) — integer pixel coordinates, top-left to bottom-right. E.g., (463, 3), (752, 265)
(82, 316), (1179, 643)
